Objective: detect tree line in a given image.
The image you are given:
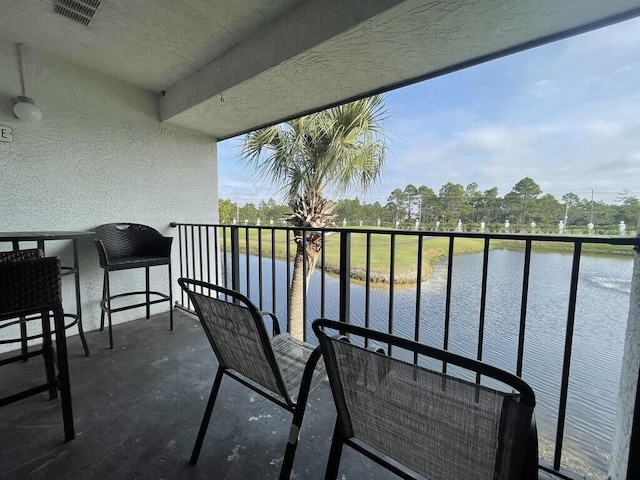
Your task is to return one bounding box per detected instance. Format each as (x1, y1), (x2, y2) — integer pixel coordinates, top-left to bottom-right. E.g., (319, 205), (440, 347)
(220, 177), (639, 234)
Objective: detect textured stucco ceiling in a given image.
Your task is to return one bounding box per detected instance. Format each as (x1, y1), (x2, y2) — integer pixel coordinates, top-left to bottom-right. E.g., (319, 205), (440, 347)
(1, 0), (639, 139)
(0, 0), (306, 92)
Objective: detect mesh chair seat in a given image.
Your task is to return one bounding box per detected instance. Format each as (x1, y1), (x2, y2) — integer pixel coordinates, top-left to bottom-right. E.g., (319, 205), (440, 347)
(178, 278), (326, 480)
(271, 333), (326, 403)
(94, 223), (173, 348)
(313, 319), (538, 480)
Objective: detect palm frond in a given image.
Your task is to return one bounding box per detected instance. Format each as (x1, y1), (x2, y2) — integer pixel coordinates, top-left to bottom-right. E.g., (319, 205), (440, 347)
(239, 94), (388, 215)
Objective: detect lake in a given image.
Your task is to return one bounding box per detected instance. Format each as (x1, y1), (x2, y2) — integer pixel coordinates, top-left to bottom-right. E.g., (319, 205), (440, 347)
(229, 249), (633, 479)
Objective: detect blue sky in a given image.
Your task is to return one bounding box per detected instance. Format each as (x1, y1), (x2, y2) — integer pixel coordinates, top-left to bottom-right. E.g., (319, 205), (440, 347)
(217, 16), (640, 206)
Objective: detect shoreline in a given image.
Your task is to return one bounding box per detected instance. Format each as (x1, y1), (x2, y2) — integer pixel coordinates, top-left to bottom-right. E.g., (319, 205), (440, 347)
(225, 235), (635, 289)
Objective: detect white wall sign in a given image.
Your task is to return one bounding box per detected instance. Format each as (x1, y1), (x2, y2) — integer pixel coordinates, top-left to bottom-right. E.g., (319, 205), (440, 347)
(0, 126), (13, 143)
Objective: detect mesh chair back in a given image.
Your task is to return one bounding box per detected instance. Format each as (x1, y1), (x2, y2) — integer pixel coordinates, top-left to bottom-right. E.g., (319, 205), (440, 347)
(0, 253), (62, 318)
(95, 223), (167, 260)
(314, 319), (536, 480)
(179, 279), (288, 400)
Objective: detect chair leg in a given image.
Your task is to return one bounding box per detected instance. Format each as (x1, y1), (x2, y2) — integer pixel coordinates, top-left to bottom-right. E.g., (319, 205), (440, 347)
(521, 415), (539, 480)
(145, 266), (151, 319)
(52, 306), (75, 442)
(100, 270), (107, 332)
(324, 421), (344, 480)
(104, 270), (114, 349)
(280, 404), (309, 480)
(77, 317), (90, 357)
(280, 347), (323, 479)
(191, 367), (225, 465)
(42, 311), (57, 400)
(20, 316), (28, 358)
(168, 263), (173, 331)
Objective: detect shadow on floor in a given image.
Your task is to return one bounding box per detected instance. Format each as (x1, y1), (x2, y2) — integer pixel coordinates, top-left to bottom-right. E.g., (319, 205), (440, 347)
(0, 310), (399, 479)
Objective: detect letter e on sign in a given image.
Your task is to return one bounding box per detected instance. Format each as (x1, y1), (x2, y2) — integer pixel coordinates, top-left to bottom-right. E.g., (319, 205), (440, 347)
(0, 126), (13, 143)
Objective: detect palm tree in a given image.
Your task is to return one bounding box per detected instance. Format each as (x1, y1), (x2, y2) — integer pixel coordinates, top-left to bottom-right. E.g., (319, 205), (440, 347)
(240, 95), (387, 340)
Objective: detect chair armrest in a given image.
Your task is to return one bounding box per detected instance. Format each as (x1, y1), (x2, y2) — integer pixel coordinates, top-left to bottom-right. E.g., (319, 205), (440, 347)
(521, 413), (539, 480)
(261, 311), (281, 336)
(332, 334), (350, 343)
(94, 239), (109, 267)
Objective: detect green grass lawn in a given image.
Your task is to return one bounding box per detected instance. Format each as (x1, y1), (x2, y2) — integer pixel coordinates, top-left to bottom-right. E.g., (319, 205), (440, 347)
(222, 228), (634, 286)
(224, 229), (486, 285)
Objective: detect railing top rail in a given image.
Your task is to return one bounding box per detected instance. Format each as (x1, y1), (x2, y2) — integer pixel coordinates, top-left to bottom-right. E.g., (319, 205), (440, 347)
(170, 222), (640, 247)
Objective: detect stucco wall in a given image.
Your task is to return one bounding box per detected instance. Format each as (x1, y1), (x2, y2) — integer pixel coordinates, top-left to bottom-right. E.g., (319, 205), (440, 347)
(0, 39), (218, 352)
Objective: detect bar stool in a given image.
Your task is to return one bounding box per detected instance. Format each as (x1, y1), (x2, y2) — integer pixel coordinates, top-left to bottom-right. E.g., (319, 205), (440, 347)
(0, 249), (75, 441)
(94, 223), (173, 349)
(0, 249), (89, 357)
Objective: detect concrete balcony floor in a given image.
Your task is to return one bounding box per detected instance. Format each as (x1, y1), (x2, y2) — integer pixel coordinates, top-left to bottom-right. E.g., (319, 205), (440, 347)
(1, 310), (560, 479)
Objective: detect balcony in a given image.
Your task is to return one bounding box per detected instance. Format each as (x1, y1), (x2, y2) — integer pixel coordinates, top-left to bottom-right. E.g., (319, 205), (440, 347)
(169, 223), (639, 479)
(0, 310), (563, 479)
(1, 223), (639, 479)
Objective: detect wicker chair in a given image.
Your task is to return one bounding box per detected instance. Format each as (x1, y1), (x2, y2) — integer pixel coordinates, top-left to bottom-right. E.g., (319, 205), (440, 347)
(0, 249), (74, 441)
(0, 248), (89, 357)
(94, 223), (173, 349)
(178, 278), (326, 480)
(312, 319), (538, 480)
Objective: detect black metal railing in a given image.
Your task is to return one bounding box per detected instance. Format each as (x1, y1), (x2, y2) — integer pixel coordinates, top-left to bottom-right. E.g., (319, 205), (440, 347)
(170, 222), (640, 479)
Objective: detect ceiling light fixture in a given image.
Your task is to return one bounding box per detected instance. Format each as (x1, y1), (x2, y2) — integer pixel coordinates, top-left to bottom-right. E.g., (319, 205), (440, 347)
(13, 44), (42, 122)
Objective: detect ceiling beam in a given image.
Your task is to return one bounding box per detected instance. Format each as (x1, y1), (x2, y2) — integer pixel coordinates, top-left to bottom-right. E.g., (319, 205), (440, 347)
(159, 0), (405, 123)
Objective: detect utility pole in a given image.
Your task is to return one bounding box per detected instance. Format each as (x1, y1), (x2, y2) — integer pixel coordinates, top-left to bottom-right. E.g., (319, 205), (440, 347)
(590, 189), (594, 224)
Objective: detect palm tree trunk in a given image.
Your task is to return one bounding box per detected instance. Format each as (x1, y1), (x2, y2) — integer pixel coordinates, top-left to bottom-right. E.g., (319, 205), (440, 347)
(288, 235), (320, 341)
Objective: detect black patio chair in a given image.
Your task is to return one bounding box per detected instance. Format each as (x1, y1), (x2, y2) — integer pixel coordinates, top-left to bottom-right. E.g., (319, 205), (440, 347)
(0, 249), (74, 441)
(0, 248), (90, 357)
(94, 223), (173, 349)
(312, 318), (538, 480)
(178, 278), (326, 480)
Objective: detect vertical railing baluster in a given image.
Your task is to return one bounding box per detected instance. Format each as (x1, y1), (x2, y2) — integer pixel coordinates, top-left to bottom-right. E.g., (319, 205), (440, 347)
(388, 233), (396, 355)
(178, 225), (185, 307)
(414, 234), (424, 365)
(258, 227), (263, 309)
(517, 239), (532, 377)
(286, 228), (291, 334)
(364, 232), (372, 349)
(230, 226), (240, 293)
(339, 231), (351, 331)
(222, 226), (228, 288)
(184, 225), (190, 282)
(245, 227), (250, 297)
(205, 226), (211, 284)
(443, 235), (455, 374)
(320, 230), (326, 319)
(198, 226), (204, 283)
(554, 241), (582, 471)
(271, 228), (276, 314)
(475, 238), (491, 384)
(212, 226), (218, 285)
(190, 225), (196, 292)
(301, 228), (308, 341)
